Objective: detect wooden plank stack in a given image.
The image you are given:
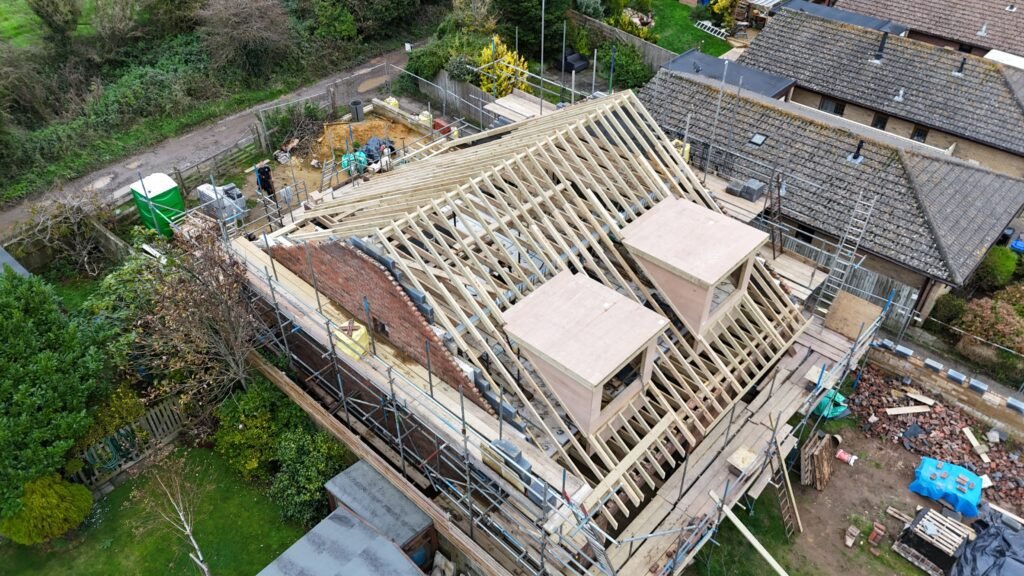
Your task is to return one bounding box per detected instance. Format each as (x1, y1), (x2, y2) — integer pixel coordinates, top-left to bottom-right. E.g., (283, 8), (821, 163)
(800, 432), (836, 490)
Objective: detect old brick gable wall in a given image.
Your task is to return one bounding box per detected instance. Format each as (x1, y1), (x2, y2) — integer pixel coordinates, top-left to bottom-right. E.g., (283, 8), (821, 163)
(270, 241), (491, 413)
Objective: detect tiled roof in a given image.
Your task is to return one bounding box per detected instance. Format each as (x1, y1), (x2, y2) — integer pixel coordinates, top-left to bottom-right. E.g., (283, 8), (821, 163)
(737, 10), (1024, 156)
(638, 69), (1024, 285)
(835, 0), (1024, 56)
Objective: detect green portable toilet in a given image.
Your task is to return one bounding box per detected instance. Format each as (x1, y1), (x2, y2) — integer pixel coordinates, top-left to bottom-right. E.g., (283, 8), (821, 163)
(131, 173), (186, 236)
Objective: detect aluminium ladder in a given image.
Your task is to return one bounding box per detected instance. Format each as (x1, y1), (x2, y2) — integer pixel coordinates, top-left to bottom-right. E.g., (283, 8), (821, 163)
(814, 190), (876, 317)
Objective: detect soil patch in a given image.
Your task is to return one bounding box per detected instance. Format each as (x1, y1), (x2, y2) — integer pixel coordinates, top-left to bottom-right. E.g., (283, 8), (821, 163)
(790, 427), (930, 575)
(317, 117), (426, 160)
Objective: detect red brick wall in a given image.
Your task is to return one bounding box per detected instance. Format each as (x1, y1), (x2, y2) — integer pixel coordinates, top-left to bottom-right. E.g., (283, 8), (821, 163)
(270, 242), (492, 413)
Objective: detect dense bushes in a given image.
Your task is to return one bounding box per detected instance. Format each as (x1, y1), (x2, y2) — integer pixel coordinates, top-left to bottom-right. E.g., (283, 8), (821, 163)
(923, 292), (965, 340)
(492, 0), (570, 59)
(214, 379), (351, 525)
(269, 430), (349, 525)
(0, 474), (94, 545)
(597, 42), (652, 89)
(605, 12), (658, 43)
(0, 271), (110, 520)
(973, 246), (1018, 292)
(214, 379), (308, 483)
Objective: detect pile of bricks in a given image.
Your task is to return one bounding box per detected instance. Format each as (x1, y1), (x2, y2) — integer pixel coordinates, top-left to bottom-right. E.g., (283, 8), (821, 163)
(849, 366), (1024, 513)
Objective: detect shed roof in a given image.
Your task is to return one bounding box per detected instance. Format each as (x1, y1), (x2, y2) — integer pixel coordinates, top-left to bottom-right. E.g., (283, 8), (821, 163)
(502, 271), (668, 389)
(638, 68), (1024, 285)
(257, 508), (423, 576)
(324, 461), (431, 547)
(621, 197), (767, 286)
(835, 0), (1024, 56)
(662, 49), (795, 98)
(737, 10), (1024, 156)
(777, 0), (907, 33)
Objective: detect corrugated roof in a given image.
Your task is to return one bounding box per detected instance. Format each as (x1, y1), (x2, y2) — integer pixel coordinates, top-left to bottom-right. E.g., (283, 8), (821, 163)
(324, 461), (431, 547)
(257, 507), (423, 576)
(835, 0), (1024, 56)
(737, 10), (1024, 156)
(638, 68), (1024, 285)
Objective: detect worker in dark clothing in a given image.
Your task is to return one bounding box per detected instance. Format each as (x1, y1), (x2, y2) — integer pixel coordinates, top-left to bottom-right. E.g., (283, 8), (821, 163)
(256, 161), (275, 198)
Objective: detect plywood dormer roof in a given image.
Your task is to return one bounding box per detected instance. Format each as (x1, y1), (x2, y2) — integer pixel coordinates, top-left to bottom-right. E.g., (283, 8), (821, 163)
(621, 197), (768, 287)
(502, 271), (668, 389)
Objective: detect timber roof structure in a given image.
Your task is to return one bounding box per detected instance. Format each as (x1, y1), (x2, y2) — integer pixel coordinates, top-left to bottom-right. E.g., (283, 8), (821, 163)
(270, 93), (807, 530)
(738, 10), (1024, 156)
(835, 0), (1024, 56)
(639, 69), (1024, 286)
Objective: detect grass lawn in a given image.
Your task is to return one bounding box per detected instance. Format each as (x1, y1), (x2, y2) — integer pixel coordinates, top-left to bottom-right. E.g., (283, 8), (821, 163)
(651, 0), (733, 56)
(52, 275), (105, 313)
(683, 491), (817, 576)
(1, 449), (305, 576)
(0, 0), (96, 47)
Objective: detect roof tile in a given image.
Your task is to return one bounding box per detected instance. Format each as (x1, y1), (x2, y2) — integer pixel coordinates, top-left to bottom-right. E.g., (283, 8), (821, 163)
(638, 69), (1024, 285)
(737, 10), (1024, 156)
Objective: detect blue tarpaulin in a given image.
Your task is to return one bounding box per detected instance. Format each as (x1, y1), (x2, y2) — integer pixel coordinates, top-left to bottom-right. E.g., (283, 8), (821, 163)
(908, 457), (983, 517)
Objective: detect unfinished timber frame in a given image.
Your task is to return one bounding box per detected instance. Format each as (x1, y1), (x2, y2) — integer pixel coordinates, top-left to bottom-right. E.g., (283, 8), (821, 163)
(247, 92), (813, 574)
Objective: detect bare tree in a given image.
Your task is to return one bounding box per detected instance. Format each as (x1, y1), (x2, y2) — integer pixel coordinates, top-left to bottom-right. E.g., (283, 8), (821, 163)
(198, 0), (293, 78)
(17, 188), (112, 276)
(140, 220), (261, 420)
(92, 0), (142, 53)
(132, 450), (212, 576)
(27, 0), (82, 51)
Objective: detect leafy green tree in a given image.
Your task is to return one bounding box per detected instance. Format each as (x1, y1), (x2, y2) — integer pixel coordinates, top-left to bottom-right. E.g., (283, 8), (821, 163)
(344, 0), (419, 39)
(0, 474), (93, 545)
(269, 430), (348, 525)
(597, 41), (652, 89)
(214, 378), (308, 483)
(492, 0), (570, 59)
(314, 0), (358, 40)
(0, 271), (109, 519)
(82, 251), (161, 371)
(27, 0), (82, 52)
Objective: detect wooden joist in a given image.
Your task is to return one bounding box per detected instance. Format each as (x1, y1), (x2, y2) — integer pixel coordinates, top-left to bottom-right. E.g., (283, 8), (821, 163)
(885, 405), (931, 415)
(962, 427), (992, 463)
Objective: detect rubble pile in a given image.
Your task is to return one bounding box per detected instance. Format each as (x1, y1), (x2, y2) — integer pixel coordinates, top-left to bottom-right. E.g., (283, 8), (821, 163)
(849, 366), (1024, 512)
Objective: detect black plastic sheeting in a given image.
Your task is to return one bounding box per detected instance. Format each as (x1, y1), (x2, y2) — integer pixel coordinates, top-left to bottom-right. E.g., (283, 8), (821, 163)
(952, 505), (1024, 576)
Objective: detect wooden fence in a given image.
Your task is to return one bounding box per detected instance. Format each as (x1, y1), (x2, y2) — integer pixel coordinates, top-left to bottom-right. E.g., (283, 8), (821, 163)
(173, 130), (265, 194)
(567, 11), (679, 71)
(419, 70), (502, 129)
(71, 400), (184, 490)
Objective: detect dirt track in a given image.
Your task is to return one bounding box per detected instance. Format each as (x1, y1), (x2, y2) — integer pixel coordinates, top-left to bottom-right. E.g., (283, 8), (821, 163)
(0, 46), (413, 240)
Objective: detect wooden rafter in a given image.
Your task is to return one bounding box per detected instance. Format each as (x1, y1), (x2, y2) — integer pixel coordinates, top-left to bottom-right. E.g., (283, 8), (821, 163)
(277, 92), (808, 528)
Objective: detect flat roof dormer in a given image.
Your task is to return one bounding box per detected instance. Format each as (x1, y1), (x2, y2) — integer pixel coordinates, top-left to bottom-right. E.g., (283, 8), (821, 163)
(621, 197), (768, 336)
(502, 272), (668, 436)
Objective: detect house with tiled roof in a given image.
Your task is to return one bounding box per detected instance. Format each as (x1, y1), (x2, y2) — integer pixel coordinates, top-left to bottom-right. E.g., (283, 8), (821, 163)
(639, 68), (1024, 316)
(835, 0), (1024, 57)
(737, 9), (1024, 178)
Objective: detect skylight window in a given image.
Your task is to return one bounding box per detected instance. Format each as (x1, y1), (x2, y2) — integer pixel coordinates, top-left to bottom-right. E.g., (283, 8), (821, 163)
(749, 133), (768, 146)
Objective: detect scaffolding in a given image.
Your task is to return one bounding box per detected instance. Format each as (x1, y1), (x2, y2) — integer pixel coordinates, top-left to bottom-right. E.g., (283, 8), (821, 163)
(160, 90), (892, 575)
